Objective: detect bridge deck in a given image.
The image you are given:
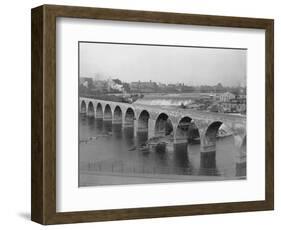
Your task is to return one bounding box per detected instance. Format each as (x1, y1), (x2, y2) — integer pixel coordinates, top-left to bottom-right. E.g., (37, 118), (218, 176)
(81, 97), (246, 124)
(134, 103), (246, 121)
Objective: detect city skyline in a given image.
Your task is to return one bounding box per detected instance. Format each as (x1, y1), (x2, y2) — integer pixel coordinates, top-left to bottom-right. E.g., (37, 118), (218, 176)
(80, 76), (245, 88)
(79, 42), (247, 87)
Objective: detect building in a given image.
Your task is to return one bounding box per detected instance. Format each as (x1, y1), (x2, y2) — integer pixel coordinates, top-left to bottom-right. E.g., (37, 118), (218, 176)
(220, 98), (246, 114)
(130, 81), (140, 91)
(130, 81), (157, 92)
(219, 92), (236, 102)
(157, 82), (166, 89)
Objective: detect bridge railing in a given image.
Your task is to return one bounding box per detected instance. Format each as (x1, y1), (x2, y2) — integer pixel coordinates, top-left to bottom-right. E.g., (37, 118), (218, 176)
(80, 96), (246, 124)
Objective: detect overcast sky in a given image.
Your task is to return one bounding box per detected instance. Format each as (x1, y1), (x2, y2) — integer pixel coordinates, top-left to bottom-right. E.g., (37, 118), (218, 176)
(79, 42), (246, 87)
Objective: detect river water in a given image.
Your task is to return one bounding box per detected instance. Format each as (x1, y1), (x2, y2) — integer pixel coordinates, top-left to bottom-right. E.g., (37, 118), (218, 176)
(79, 113), (239, 186)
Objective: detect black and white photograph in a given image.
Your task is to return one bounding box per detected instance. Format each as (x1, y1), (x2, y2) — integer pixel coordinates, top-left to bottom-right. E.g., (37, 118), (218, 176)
(78, 41), (247, 187)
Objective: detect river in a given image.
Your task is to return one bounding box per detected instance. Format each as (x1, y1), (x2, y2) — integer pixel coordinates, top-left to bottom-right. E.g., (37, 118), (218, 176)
(79, 111), (240, 186)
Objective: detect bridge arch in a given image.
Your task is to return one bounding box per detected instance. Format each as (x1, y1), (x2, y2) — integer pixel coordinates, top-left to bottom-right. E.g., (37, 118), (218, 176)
(138, 110), (150, 132)
(113, 105), (122, 123)
(87, 101), (95, 117)
(96, 103), (103, 119)
(175, 116), (200, 144)
(155, 113), (173, 137)
(80, 100), (86, 114)
(240, 135), (246, 154)
(202, 121), (234, 152)
(124, 107), (135, 126)
(104, 104), (113, 120)
(234, 134), (247, 177)
(205, 121), (223, 143)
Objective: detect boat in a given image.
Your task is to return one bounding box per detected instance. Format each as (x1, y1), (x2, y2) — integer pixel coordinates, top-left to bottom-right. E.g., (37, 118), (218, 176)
(216, 130), (232, 138)
(79, 136), (98, 144)
(138, 143), (149, 152)
(155, 142), (167, 153)
(146, 136), (170, 146)
(188, 137), (201, 145)
(128, 146), (137, 151)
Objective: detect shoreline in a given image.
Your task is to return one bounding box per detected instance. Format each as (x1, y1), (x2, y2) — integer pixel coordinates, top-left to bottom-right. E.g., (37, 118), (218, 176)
(79, 170), (245, 187)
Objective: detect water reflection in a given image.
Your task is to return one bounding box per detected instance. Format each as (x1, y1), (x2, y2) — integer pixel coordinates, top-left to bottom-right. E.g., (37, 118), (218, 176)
(124, 127), (134, 146)
(173, 143), (189, 169)
(200, 151), (216, 169)
(95, 118), (103, 132)
(200, 151), (218, 175)
(103, 120), (112, 133)
(79, 116), (237, 180)
(112, 124), (122, 139)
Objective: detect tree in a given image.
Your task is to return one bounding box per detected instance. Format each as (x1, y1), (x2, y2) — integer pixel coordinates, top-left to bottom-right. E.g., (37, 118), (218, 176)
(215, 83), (224, 92)
(122, 83), (131, 93)
(112, 78), (122, 85)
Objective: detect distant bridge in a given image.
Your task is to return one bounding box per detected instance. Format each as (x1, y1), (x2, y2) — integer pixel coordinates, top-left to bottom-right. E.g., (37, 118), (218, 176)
(80, 97), (246, 167)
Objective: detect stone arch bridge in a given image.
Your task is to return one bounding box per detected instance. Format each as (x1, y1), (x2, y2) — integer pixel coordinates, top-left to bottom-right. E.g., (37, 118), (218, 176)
(80, 97), (246, 163)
